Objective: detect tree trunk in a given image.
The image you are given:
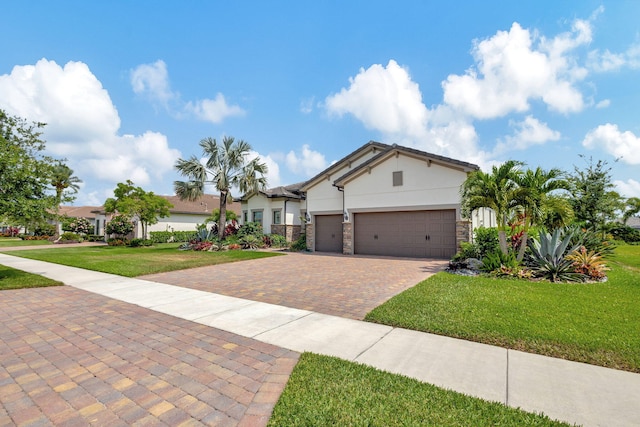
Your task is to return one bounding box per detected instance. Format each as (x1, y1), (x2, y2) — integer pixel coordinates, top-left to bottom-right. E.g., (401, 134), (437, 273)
(498, 230), (508, 255)
(517, 231), (528, 262)
(218, 191), (227, 240)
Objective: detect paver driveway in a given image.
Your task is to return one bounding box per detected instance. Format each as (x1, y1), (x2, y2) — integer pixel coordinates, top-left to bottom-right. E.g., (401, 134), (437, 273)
(140, 252), (447, 320)
(0, 286), (298, 426)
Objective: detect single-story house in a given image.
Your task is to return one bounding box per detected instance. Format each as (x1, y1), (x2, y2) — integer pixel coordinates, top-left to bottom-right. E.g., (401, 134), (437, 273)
(626, 217), (640, 230)
(235, 183), (305, 242)
(91, 194), (240, 239)
(240, 141), (488, 258)
(57, 205), (103, 235)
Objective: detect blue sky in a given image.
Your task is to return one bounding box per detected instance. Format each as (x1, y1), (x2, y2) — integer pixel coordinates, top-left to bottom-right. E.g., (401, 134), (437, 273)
(1, 1), (639, 205)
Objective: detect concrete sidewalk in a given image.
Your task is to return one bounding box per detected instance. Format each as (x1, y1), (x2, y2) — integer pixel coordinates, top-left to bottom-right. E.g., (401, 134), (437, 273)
(2, 253), (639, 427)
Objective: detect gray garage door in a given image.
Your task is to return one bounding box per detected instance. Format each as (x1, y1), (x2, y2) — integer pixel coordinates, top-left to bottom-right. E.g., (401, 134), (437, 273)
(354, 210), (456, 258)
(315, 214), (343, 253)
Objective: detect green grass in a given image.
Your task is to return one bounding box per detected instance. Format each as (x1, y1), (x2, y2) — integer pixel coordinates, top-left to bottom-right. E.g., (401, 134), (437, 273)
(0, 264), (63, 290)
(2, 243), (281, 277)
(366, 244), (640, 372)
(269, 353), (569, 427)
(0, 237), (51, 247)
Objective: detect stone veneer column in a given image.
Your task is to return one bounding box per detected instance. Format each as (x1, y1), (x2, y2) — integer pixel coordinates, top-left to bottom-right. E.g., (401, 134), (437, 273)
(305, 223), (314, 251)
(343, 222), (353, 255)
(456, 220), (472, 252)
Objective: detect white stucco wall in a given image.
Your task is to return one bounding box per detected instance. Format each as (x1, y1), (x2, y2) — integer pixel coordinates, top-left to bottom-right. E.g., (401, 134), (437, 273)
(342, 154), (468, 217)
(241, 195), (303, 233)
(145, 213), (210, 235)
(305, 149), (381, 215)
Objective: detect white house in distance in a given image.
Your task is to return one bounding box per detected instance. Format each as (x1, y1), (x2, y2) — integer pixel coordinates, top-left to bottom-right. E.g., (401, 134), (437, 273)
(93, 194), (241, 238)
(240, 141), (490, 258)
(235, 183), (305, 242)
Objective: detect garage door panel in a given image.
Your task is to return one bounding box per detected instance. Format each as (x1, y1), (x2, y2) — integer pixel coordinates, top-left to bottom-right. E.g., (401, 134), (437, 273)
(315, 214), (343, 253)
(354, 210), (456, 259)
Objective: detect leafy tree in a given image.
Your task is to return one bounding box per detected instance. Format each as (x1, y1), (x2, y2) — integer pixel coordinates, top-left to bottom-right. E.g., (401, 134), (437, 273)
(622, 197), (640, 225)
(461, 160), (524, 255)
(104, 180), (173, 238)
(0, 109), (58, 228)
(568, 157), (618, 232)
(174, 136), (268, 239)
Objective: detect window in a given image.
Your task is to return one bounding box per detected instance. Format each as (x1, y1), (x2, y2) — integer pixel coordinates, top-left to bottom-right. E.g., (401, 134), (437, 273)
(252, 210), (263, 225)
(273, 209), (282, 225)
(393, 171), (403, 186)
(243, 211), (248, 223)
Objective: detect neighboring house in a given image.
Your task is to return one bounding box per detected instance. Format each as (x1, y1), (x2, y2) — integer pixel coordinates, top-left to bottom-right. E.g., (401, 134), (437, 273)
(240, 141), (486, 258)
(93, 194), (241, 239)
(57, 206), (102, 234)
(236, 183), (305, 242)
(626, 217), (640, 230)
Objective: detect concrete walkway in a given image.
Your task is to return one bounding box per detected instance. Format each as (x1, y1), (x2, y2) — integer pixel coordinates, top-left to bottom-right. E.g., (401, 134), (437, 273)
(1, 253), (639, 427)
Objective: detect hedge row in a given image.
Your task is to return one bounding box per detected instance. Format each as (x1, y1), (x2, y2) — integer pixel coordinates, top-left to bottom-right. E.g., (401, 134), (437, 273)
(149, 230), (196, 243)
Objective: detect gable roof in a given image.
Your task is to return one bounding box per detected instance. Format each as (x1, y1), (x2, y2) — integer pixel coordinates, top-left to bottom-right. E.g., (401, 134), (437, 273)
(333, 144), (479, 187)
(300, 141), (390, 191)
(58, 206), (103, 219)
(236, 182), (306, 202)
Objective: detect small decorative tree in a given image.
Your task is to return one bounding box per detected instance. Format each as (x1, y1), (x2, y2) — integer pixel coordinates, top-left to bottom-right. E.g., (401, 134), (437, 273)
(105, 215), (134, 239)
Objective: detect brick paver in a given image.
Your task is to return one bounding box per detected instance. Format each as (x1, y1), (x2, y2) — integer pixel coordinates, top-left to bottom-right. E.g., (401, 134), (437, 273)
(0, 286), (299, 426)
(140, 252), (447, 320)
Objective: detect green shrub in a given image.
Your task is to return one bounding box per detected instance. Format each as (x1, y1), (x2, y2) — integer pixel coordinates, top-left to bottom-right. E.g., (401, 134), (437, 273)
(240, 234), (262, 249)
(604, 223), (640, 243)
(451, 241), (479, 261)
(566, 224), (616, 258)
(149, 230), (196, 243)
(107, 238), (128, 246)
(237, 222), (263, 238)
(106, 215), (134, 237)
(173, 231), (196, 242)
(129, 238), (153, 247)
(481, 250), (518, 273)
(265, 234), (288, 248)
(34, 223), (56, 236)
(475, 227), (500, 259)
(290, 234), (307, 251)
(86, 234), (104, 242)
(59, 232), (81, 242)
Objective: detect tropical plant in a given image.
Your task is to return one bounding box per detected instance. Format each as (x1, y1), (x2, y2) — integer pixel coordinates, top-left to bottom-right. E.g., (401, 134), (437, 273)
(526, 228), (584, 282)
(237, 221), (264, 239)
(240, 234), (262, 249)
(290, 234), (307, 251)
(566, 246), (609, 281)
(174, 136), (268, 239)
(480, 250), (518, 273)
(512, 167), (571, 260)
(461, 160), (524, 255)
(565, 224), (616, 258)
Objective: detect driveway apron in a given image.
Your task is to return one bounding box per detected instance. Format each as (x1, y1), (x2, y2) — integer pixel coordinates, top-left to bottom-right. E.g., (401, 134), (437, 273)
(140, 252), (447, 320)
(0, 286), (298, 427)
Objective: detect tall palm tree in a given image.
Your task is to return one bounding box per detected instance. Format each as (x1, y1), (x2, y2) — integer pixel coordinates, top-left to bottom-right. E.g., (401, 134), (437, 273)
(461, 160), (524, 255)
(512, 167), (571, 260)
(174, 136), (268, 239)
(51, 163), (82, 235)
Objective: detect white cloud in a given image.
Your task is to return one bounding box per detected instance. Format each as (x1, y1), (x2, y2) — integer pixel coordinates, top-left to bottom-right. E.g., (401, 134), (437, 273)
(285, 144), (328, 177)
(494, 115), (560, 155)
(582, 123), (640, 165)
(185, 93), (245, 124)
(0, 58), (181, 198)
(0, 59), (120, 142)
(130, 60), (175, 105)
(300, 96), (315, 114)
(442, 20), (590, 119)
(325, 60), (429, 139)
(614, 179), (640, 198)
(588, 42), (640, 72)
(595, 99), (611, 109)
(244, 151), (281, 190)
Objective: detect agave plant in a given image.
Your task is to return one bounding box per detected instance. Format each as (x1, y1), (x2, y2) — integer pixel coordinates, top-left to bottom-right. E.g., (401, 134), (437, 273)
(527, 228), (585, 282)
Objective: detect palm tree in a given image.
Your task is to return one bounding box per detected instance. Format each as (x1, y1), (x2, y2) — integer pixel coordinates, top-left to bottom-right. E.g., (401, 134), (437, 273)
(461, 160), (524, 255)
(51, 163), (82, 235)
(174, 136), (268, 239)
(512, 167), (571, 260)
(623, 197), (640, 225)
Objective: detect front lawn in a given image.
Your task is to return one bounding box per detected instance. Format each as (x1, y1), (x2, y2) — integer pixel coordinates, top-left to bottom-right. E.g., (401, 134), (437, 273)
(366, 244), (640, 373)
(0, 264), (63, 290)
(269, 353), (569, 427)
(3, 243), (281, 277)
(0, 237), (51, 247)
